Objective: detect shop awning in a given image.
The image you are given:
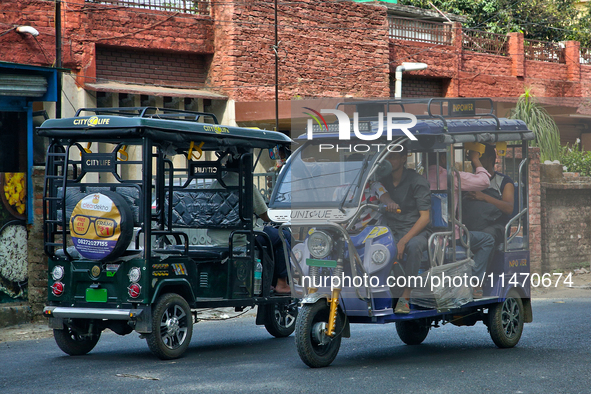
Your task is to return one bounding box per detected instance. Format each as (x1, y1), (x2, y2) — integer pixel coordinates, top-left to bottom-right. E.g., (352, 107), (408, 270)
(85, 82), (227, 100)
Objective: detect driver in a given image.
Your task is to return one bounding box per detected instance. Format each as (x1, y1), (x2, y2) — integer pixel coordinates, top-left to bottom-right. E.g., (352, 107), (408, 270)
(207, 154), (291, 294)
(378, 149), (431, 314)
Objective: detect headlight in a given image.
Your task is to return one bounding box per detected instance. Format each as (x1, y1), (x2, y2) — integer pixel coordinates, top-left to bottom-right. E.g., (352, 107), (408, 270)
(307, 231), (333, 259)
(371, 249), (388, 265)
(52, 265), (65, 281)
(128, 267), (141, 283)
(294, 249), (303, 263)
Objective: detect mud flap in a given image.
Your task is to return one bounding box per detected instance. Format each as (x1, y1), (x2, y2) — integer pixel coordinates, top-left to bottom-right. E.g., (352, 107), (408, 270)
(523, 298), (533, 323)
(255, 305), (266, 326)
(48, 316), (64, 329)
(133, 305), (152, 334)
(341, 311), (351, 338)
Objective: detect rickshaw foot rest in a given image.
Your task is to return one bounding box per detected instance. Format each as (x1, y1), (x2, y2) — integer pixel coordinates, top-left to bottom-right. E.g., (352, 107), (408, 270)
(171, 245), (230, 262)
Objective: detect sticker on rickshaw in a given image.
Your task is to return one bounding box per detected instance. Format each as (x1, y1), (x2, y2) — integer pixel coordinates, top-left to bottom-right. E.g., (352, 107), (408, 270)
(70, 193), (123, 260)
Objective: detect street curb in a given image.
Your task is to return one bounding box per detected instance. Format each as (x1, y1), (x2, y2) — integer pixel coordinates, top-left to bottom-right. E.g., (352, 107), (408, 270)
(0, 303), (33, 328)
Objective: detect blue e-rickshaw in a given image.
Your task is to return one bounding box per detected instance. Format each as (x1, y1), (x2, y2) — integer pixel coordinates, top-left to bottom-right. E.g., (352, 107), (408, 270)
(269, 98), (534, 367)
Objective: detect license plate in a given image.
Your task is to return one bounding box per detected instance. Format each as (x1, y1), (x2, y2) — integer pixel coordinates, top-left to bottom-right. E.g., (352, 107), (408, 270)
(86, 288), (107, 302)
(306, 259), (338, 268)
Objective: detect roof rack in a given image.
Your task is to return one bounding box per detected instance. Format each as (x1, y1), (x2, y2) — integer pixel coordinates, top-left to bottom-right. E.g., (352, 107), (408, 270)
(74, 107), (219, 125)
(336, 98), (500, 129)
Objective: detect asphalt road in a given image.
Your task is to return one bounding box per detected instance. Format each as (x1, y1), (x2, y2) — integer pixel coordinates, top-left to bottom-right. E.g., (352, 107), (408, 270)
(1, 298), (590, 394)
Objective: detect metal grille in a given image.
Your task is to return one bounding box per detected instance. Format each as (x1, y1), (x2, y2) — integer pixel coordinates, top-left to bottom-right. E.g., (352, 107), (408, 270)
(388, 16), (452, 45)
(462, 29), (508, 56)
(85, 0), (211, 16)
(524, 39), (564, 63)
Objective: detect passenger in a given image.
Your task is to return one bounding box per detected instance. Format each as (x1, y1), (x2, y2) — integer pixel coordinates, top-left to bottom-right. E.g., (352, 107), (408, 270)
(427, 150), (495, 298)
(336, 153), (389, 232)
(463, 144), (515, 248)
(378, 149), (431, 314)
(207, 154), (291, 294)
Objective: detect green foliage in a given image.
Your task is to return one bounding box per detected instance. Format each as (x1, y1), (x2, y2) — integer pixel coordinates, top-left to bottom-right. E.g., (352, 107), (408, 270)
(508, 89), (561, 162)
(559, 141), (591, 176)
(399, 0), (591, 44)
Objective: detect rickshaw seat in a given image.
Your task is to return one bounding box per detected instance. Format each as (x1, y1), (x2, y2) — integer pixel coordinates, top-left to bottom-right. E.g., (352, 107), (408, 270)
(186, 245), (230, 261)
(165, 190), (241, 228)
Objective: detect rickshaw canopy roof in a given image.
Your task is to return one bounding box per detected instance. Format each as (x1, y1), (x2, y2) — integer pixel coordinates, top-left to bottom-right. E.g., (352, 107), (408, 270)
(37, 107), (292, 150)
(297, 98), (534, 144)
(297, 118), (534, 143)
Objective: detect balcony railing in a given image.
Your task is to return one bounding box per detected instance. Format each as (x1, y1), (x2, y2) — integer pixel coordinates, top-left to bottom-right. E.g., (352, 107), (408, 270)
(85, 0), (211, 16)
(389, 16), (452, 45)
(580, 47), (591, 64)
(524, 39), (564, 63)
(463, 28), (508, 56)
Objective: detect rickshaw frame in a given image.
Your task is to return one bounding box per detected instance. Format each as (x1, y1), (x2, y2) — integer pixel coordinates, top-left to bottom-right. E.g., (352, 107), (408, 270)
(38, 107), (297, 359)
(268, 98), (535, 367)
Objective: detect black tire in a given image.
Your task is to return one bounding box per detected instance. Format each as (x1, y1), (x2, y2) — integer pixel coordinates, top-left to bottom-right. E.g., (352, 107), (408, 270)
(295, 301), (343, 368)
(488, 289), (524, 348)
(146, 293), (193, 360)
(263, 301), (297, 338)
(395, 319), (430, 345)
(53, 324), (101, 356)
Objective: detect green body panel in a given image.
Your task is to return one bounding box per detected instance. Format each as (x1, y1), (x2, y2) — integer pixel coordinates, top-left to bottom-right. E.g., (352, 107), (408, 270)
(306, 259), (338, 268)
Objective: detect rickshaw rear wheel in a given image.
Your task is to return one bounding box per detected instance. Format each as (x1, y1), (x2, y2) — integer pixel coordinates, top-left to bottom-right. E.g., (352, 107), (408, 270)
(395, 319), (430, 345)
(295, 301), (343, 368)
(488, 289), (524, 348)
(53, 321), (101, 356)
(263, 301), (297, 338)
(146, 293), (193, 360)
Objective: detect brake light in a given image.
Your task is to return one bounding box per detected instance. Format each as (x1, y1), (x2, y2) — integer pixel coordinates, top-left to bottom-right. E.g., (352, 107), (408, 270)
(128, 283), (141, 298)
(52, 282), (64, 296)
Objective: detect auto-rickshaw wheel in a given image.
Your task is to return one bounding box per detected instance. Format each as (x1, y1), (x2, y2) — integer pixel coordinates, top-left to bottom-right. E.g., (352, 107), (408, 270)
(488, 289), (524, 348)
(263, 301), (297, 338)
(146, 293), (193, 360)
(295, 301), (343, 368)
(53, 320), (101, 356)
(395, 318), (430, 345)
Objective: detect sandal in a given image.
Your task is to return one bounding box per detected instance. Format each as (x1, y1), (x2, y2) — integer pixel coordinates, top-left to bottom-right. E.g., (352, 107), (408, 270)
(473, 288), (484, 299)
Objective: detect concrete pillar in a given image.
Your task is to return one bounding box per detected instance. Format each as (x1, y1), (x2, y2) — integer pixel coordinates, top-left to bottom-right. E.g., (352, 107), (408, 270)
(449, 22), (462, 97)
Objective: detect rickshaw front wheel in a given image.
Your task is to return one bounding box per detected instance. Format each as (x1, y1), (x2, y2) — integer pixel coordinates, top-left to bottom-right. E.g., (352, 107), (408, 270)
(53, 321), (101, 356)
(488, 289), (524, 348)
(146, 293), (193, 360)
(263, 301), (297, 338)
(295, 301), (343, 368)
(395, 319), (430, 345)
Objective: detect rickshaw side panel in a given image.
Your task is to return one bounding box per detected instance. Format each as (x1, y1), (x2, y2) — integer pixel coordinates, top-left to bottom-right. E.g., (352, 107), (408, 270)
(486, 249), (531, 299)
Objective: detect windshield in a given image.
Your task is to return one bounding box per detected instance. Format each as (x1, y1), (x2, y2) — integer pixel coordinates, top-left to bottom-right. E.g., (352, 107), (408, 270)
(271, 142), (379, 207)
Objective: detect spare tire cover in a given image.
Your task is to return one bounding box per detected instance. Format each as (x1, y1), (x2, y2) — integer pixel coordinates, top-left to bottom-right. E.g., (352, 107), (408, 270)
(70, 192), (133, 261)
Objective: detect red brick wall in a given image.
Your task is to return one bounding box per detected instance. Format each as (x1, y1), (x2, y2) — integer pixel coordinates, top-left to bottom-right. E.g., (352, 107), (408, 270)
(502, 147), (541, 272)
(208, 0), (391, 101)
(528, 148), (542, 272)
(0, 0), (214, 86)
(96, 46), (209, 88)
(390, 28), (589, 99)
(28, 166), (47, 318)
(0, 1), (57, 66)
(5, 0), (591, 102)
(392, 76), (447, 97)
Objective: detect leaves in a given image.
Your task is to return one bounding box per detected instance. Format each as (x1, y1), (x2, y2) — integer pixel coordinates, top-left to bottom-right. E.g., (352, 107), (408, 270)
(559, 141), (591, 176)
(508, 88), (561, 162)
(400, 0), (591, 45)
